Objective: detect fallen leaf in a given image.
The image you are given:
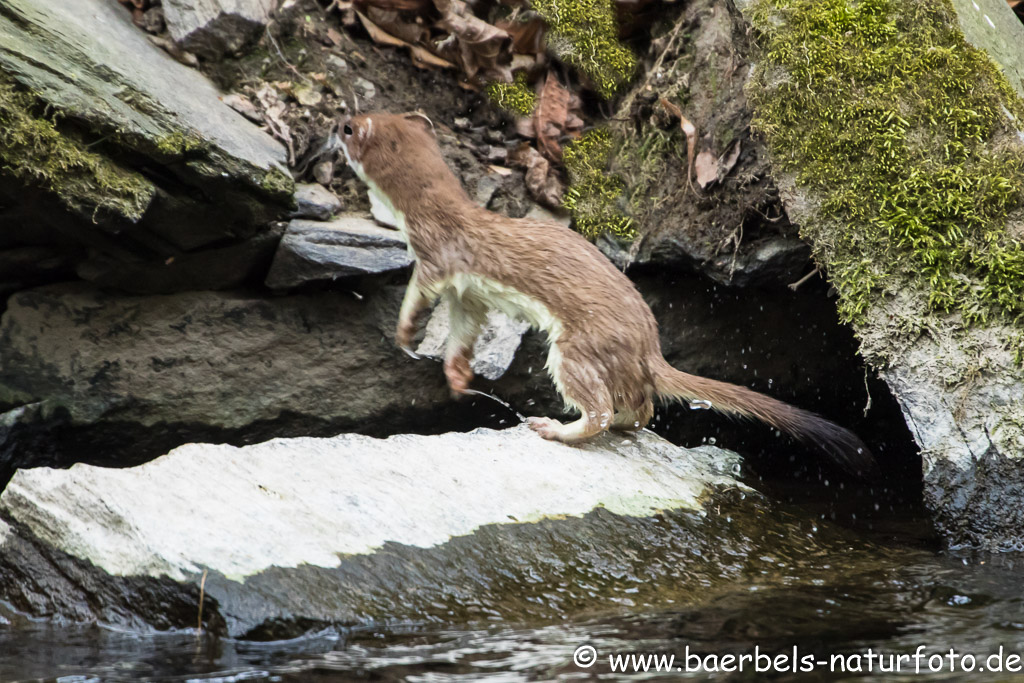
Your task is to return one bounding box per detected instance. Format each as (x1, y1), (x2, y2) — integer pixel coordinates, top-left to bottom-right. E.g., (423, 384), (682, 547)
(497, 17), (546, 55)
(409, 44), (456, 70)
(694, 148), (718, 189)
(534, 72), (571, 161)
(221, 93), (262, 122)
(512, 144), (563, 207)
(356, 10), (409, 48)
(717, 140), (741, 181)
(433, 0), (512, 81)
(488, 164), (514, 176)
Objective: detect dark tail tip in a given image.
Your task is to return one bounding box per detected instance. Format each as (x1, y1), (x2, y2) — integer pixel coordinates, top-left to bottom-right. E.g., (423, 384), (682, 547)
(799, 415), (878, 478)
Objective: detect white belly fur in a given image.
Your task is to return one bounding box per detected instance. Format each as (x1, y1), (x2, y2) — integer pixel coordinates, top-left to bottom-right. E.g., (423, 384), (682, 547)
(437, 273), (570, 408)
(341, 140), (572, 408)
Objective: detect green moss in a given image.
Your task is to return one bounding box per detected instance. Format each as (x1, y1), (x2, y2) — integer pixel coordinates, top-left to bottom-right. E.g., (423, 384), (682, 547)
(746, 0), (1024, 327)
(0, 75), (153, 221)
(562, 128), (635, 238)
(154, 131), (208, 157)
(260, 166), (295, 198)
(486, 72), (536, 116)
(531, 0), (636, 98)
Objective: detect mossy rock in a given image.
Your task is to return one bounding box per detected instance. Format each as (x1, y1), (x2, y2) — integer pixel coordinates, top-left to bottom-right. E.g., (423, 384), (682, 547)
(738, 0), (1024, 549)
(0, 74), (154, 223)
(743, 0), (1024, 330)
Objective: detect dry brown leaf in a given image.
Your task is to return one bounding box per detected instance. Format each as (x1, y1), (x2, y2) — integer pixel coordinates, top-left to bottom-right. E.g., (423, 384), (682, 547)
(534, 72), (571, 161)
(434, 0), (512, 81)
(497, 17), (546, 54)
(356, 10), (453, 71)
(410, 44), (456, 70)
(365, 7), (430, 45)
(717, 140), (741, 182)
(694, 149), (718, 189)
(356, 10), (409, 48)
(326, 28), (345, 46)
(511, 144), (563, 207)
(221, 93), (262, 122)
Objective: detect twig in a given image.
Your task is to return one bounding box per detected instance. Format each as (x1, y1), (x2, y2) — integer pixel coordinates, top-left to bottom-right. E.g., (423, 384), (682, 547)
(264, 26), (310, 83)
(788, 265), (821, 291)
(862, 366), (873, 417)
(196, 568), (208, 633)
(193, 568), (209, 658)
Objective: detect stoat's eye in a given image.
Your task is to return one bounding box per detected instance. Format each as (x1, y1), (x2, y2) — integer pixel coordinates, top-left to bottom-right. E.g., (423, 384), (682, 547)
(343, 124), (353, 135)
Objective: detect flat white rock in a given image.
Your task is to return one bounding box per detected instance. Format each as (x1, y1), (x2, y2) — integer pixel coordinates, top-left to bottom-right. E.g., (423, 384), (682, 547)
(0, 426), (745, 582)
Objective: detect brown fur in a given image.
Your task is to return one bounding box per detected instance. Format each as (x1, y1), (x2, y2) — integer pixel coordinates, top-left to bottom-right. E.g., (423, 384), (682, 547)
(339, 112), (875, 475)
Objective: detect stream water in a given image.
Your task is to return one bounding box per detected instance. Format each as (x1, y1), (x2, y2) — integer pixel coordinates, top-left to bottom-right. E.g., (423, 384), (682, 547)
(2, 483), (1023, 683)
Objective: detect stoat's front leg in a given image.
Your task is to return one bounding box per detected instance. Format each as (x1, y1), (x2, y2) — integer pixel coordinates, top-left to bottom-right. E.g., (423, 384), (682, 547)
(443, 292), (488, 396)
(396, 265), (436, 357)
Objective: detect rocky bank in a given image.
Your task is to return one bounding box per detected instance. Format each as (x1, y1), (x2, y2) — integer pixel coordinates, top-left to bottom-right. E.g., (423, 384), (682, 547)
(0, 0), (1014, 642)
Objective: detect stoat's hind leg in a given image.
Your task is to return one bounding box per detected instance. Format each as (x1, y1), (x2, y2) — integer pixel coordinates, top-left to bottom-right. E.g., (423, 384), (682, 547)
(444, 292), (487, 395)
(610, 399), (654, 432)
(528, 344), (613, 443)
(396, 265), (437, 353)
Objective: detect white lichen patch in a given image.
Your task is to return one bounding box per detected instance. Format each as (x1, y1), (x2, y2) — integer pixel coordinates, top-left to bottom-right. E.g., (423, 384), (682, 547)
(0, 426), (747, 582)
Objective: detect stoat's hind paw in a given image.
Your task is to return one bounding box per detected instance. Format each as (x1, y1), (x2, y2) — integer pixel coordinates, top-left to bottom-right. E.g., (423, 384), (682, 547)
(527, 416), (564, 440)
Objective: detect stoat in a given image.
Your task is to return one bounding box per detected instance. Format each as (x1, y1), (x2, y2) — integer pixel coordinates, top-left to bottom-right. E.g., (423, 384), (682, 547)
(338, 111), (874, 475)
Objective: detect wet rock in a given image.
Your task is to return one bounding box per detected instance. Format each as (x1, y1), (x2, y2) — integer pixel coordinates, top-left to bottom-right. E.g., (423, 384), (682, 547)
(265, 216), (412, 289)
(290, 183), (343, 220)
(0, 426), (757, 638)
(162, 0), (276, 60)
(417, 300), (530, 381)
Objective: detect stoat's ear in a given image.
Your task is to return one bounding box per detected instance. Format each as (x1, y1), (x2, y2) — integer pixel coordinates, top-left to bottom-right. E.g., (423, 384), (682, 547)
(403, 111), (435, 136)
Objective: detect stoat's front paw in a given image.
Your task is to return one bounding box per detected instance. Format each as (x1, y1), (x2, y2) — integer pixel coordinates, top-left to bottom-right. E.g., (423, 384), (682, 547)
(395, 321), (419, 358)
(444, 349), (474, 396)
(527, 416), (563, 440)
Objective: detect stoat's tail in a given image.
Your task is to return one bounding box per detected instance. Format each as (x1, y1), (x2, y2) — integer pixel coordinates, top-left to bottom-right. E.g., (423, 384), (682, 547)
(651, 358), (876, 476)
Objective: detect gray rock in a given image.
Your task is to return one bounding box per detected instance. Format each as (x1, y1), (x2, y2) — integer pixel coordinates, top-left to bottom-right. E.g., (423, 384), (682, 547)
(0, 0), (288, 201)
(0, 0), (291, 294)
(290, 183), (343, 220)
(162, 0), (276, 60)
(265, 216), (412, 289)
(354, 76), (377, 101)
(0, 425), (758, 637)
(0, 282), (461, 474)
(417, 299), (530, 380)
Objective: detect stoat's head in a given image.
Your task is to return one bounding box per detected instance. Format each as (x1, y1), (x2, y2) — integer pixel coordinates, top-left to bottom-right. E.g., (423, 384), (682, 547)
(337, 111), (436, 181)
